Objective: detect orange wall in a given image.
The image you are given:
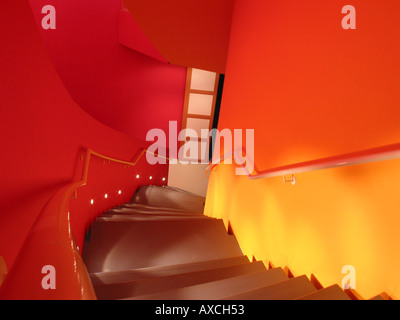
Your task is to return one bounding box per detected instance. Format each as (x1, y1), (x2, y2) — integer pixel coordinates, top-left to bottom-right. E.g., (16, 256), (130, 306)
(218, 0), (400, 170)
(205, 159), (400, 299)
(205, 0), (400, 299)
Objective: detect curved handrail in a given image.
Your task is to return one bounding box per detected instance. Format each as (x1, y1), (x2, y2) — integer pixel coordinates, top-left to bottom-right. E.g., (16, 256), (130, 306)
(0, 148), (170, 299)
(206, 142), (400, 181)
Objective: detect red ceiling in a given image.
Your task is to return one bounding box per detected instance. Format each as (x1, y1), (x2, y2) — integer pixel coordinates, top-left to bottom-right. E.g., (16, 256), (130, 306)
(119, 9), (168, 63)
(123, 0), (235, 73)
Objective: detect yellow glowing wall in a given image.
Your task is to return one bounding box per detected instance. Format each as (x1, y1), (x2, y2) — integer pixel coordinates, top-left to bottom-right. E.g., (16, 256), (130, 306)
(205, 159), (400, 299)
(205, 0), (400, 300)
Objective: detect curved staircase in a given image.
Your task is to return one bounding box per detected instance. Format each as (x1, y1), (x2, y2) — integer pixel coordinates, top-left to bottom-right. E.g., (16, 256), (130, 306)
(82, 186), (353, 300)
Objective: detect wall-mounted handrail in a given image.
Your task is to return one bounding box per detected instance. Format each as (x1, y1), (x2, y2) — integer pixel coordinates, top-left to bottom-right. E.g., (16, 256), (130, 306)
(206, 142), (400, 181)
(205, 146), (399, 300)
(0, 147), (170, 299)
(78, 148), (170, 190)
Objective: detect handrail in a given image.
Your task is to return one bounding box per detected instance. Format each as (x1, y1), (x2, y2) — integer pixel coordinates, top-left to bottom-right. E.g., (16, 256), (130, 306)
(0, 147), (170, 299)
(206, 142), (400, 181)
(74, 148), (171, 197)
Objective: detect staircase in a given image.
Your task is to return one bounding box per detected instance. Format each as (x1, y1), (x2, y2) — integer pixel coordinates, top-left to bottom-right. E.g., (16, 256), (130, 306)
(82, 185), (352, 300)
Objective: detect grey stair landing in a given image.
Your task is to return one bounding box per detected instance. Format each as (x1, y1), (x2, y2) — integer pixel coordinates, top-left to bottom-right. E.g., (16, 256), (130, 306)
(82, 185), (353, 300)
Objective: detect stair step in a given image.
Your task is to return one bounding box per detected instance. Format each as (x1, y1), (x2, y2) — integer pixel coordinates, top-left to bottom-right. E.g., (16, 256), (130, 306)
(223, 275), (317, 300)
(120, 203), (196, 213)
(127, 268), (288, 300)
(93, 261), (266, 300)
(131, 186), (205, 213)
(163, 186), (200, 195)
(106, 208), (203, 217)
(370, 292), (392, 300)
(296, 284), (351, 300)
(96, 214), (210, 222)
(90, 256), (249, 285)
(82, 219), (242, 273)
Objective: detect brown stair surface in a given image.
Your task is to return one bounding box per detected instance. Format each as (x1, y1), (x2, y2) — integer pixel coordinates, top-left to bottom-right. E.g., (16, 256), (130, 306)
(127, 268), (289, 300)
(93, 261), (266, 300)
(370, 292), (392, 300)
(131, 186), (205, 213)
(90, 256), (249, 286)
(83, 218), (243, 273)
(96, 214), (210, 222)
(296, 284), (351, 300)
(119, 203), (200, 213)
(222, 275), (317, 300)
(106, 208), (204, 216)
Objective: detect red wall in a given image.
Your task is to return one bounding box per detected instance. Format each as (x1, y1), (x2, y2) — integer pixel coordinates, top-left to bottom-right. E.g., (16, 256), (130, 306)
(219, 0), (400, 170)
(29, 0), (187, 142)
(0, 0), (167, 271)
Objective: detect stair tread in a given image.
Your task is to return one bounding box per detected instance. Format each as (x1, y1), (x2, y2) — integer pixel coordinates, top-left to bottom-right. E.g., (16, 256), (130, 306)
(296, 284), (351, 300)
(126, 268), (289, 300)
(120, 204), (202, 214)
(120, 203), (195, 212)
(161, 186), (202, 195)
(132, 186), (205, 201)
(106, 208), (204, 216)
(97, 213), (209, 222)
(90, 256), (249, 283)
(83, 218), (242, 273)
(93, 261), (266, 300)
(370, 292), (392, 300)
(131, 186), (205, 213)
(223, 275), (317, 300)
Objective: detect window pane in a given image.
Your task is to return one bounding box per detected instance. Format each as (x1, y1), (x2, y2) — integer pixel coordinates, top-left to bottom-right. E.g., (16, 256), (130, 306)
(191, 68), (216, 91)
(188, 93), (214, 116)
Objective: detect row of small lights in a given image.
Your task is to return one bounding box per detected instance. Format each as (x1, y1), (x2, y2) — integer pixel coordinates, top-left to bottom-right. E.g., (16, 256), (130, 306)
(89, 176), (166, 205)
